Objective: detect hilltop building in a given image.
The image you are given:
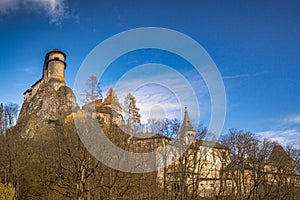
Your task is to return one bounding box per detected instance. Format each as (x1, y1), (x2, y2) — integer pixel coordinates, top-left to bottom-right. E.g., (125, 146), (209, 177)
(19, 49), (299, 199)
(19, 49), (78, 138)
(24, 48), (66, 101)
(21, 49), (233, 198)
(155, 109), (233, 198)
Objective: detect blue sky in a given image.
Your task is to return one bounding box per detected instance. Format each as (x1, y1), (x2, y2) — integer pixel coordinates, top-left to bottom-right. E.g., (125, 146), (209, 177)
(0, 0), (300, 145)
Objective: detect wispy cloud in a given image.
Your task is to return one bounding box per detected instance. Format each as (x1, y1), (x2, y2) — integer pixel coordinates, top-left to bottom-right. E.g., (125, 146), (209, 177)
(0, 0), (70, 25)
(130, 84), (182, 123)
(0, 0), (19, 13)
(256, 129), (300, 145)
(283, 115), (300, 124)
(222, 71), (266, 80)
(112, 64), (209, 124)
(17, 66), (39, 74)
(222, 74), (251, 80)
(256, 114), (300, 146)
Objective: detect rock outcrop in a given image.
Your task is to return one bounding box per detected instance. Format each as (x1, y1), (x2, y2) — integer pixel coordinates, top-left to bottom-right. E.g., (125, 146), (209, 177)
(17, 82), (79, 138)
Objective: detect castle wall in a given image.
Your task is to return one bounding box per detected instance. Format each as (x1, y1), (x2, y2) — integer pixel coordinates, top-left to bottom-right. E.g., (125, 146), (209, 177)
(24, 80), (42, 101)
(156, 144), (233, 197)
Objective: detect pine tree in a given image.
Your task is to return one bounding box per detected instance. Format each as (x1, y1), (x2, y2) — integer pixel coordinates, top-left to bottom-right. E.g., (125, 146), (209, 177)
(124, 93), (141, 133)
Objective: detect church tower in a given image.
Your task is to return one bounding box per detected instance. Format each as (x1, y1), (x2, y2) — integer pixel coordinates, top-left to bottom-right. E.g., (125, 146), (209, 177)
(43, 48), (66, 84)
(178, 107), (196, 143)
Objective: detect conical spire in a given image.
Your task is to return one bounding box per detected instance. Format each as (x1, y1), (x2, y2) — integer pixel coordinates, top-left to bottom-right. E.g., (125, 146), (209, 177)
(269, 145), (293, 168)
(180, 107), (194, 132)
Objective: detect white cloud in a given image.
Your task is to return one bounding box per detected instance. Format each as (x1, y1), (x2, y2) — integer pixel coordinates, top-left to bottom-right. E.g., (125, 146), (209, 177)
(0, 0), (19, 13)
(131, 84), (182, 123)
(256, 129), (300, 146)
(17, 66), (39, 74)
(255, 114), (300, 146)
(112, 64), (209, 125)
(222, 71), (266, 80)
(222, 74), (251, 80)
(26, 0), (68, 24)
(0, 0), (69, 25)
(283, 115), (300, 124)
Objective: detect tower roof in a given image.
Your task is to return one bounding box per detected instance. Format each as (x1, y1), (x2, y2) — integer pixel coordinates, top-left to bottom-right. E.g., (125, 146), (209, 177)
(180, 107), (195, 133)
(44, 48), (67, 70)
(45, 48), (66, 60)
(269, 145), (293, 167)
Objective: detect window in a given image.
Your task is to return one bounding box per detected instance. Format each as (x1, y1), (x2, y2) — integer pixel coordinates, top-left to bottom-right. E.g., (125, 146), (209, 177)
(172, 183), (180, 193)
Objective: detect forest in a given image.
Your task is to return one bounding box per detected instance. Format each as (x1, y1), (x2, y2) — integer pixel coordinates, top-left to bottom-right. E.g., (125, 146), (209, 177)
(0, 78), (299, 200)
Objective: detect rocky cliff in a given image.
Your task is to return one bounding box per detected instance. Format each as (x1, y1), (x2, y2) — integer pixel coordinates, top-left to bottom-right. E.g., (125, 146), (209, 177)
(17, 80), (79, 138)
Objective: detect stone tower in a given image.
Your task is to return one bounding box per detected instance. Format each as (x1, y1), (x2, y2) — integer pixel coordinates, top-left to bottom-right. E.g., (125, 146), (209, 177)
(43, 48), (66, 84)
(179, 107), (196, 143)
(24, 48), (67, 101)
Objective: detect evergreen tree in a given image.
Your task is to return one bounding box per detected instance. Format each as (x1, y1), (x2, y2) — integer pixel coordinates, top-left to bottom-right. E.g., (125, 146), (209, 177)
(124, 93), (141, 133)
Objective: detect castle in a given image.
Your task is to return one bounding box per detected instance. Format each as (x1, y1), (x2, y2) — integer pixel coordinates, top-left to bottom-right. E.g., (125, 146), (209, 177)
(21, 49), (233, 197)
(19, 49), (299, 199)
(23, 48), (66, 101)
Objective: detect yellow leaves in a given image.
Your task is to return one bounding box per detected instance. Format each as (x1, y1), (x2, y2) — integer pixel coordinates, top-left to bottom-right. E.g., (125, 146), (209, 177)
(102, 122), (111, 133)
(0, 183), (15, 200)
(64, 110), (86, 124)
(64, 112), (75, 124)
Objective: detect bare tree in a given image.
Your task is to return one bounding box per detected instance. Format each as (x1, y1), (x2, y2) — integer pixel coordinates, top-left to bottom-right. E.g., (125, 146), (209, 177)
(4, 103), (19, 128)
(82, 74), (103, 104)
(219, 129), (300, 200)
(147, 118), (180, 138)
(286, 145), (300, 175)
(0, 104), (4, 134)
(46, 113), (101, 200)
(0, 103), (19, 133)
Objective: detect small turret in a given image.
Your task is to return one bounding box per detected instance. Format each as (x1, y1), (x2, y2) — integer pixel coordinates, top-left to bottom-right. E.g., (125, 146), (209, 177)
(43, 48), (66, 83)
